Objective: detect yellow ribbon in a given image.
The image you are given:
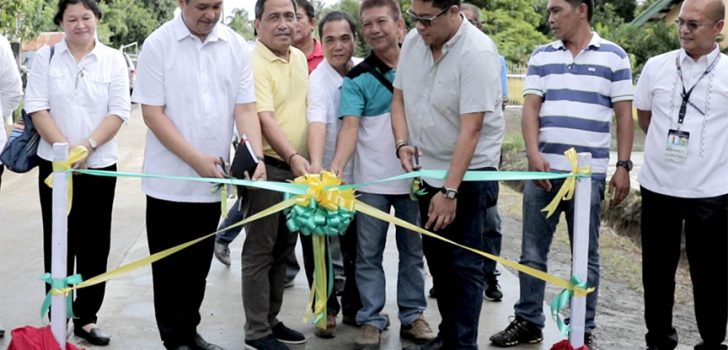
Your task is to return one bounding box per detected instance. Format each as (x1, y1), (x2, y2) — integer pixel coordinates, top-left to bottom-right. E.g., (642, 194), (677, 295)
(44, 146), (89, 215)
(541, 148), (591, 218)
(291, 171), (355, 212)
(355, 200), (595, 297)
(53, 198), (297, 295)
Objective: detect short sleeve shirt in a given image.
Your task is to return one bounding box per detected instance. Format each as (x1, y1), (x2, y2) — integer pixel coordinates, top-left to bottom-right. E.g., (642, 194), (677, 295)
(339, 53), (409, 194)
(132, 16), (255, 202)
(394, 18), (504, 188)
(634, 47), (728, 198)
(523, 32), (633, 177)
(252, 41), (309, 160)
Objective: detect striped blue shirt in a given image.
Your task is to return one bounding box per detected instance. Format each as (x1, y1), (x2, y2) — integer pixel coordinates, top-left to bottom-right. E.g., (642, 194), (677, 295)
(524, 32), (633, 176)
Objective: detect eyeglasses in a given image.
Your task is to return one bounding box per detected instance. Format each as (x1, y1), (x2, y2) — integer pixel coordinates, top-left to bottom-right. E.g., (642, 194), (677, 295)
(406, 7), (450, 26)
(674, 18), (717, 31)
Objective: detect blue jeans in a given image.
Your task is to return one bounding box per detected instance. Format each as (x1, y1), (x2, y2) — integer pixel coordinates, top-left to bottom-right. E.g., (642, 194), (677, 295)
(355, 192), (426, 329)
(515, 178), (605, 332)
(216, 197), (245, 244)
(483, 205), (502, 277)
(420, 177), (498, 350)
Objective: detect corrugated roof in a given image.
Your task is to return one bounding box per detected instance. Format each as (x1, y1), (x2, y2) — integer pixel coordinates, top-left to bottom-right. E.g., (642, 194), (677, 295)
(630, 0), (681, 27)
(21, 32), (64, 51)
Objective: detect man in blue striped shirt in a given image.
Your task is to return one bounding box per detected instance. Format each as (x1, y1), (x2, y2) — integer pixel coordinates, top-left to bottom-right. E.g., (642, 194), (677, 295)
(489, 0), (634, 347)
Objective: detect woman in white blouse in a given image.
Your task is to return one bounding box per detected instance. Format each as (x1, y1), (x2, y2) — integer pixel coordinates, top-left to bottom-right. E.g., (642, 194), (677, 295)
(24, 0), (130, 346)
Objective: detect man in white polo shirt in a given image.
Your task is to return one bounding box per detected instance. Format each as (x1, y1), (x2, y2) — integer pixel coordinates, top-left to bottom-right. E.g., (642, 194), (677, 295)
(489, 0), (634, 347)
(634, 0), (727, 349)
(132, 0), (265, 349)
(392, 0), (504, 348)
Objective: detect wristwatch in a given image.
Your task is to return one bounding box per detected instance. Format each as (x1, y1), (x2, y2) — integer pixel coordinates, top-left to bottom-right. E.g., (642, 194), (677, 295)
(440, 187), (458, 200)
(616, 160), (633, 171)
(87, 137), (98, 151)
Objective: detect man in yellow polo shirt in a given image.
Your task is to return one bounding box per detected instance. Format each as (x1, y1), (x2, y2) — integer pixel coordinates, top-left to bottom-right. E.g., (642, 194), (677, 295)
(242, 0), (311, 349)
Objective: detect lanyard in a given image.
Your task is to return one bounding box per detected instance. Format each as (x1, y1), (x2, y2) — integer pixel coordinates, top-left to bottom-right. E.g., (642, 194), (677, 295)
(675, 52), (720, 125)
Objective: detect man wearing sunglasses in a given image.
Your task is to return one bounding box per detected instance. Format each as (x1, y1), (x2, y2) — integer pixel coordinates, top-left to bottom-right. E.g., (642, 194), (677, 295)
(489, 0), (634, 347)
(392, 0), (504, 349)
(634, 0), (728, 349)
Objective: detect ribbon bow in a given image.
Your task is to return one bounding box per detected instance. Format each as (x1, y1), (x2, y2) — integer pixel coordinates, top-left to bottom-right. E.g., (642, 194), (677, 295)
(284, 171), (356, 330)
(549, 275), (593, 337)
(541, 148), (591, 218)
(285, 171), (355, 237)
(40, 273), (83, 320)
(44, 146), (89, 214)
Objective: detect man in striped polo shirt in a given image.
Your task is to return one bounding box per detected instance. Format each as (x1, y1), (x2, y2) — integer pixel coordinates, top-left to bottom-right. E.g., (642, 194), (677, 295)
(489, 0), (634, 347)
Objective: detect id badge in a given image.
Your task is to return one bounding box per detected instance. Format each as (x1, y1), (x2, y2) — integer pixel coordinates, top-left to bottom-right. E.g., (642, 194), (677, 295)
(665, 129), (689, 163)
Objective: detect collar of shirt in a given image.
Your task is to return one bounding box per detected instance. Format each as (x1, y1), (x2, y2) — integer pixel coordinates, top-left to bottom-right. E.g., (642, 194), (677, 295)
(441, 13), (468, 53)
(308, 38), (324, 61)
(678, 44), (720, 69)
(550, 31), (602, 51)
(365, 50), (394, 74)
(255, 39), (294, 63)
(172, 14), (228, 44)
(56, 36), (102, 61)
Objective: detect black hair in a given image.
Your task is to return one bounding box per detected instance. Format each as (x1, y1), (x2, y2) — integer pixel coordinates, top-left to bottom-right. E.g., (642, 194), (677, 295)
(318, 11), (357, 38)
(419, 0), (461, 11)
(295, 0), (316, 21)
(255, 0), (298, 20)
(53, 0), (103, 26)
(566, 0), (594, 22)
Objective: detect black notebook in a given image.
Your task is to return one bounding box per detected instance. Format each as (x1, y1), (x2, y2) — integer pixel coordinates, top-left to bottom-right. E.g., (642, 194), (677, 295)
(230, 136), (259, 180)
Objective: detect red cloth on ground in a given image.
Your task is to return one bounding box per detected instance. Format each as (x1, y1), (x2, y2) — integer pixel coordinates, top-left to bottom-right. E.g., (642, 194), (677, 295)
(550, 339), (590, 350)
(7, 325), (83, 350)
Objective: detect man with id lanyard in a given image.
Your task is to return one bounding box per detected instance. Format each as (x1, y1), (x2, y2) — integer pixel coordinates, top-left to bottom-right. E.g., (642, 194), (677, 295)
(634, 0), (728, 348)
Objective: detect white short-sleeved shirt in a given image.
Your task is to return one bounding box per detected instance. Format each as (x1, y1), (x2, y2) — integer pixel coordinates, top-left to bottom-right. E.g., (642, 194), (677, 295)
(394, 18), (504, 188)
(634, 47), (728, 198)
(25, 39), (130, 168)
(307, 58), (361, 183)
(132, 15), (255, 203)
(0, 34), (23, 160)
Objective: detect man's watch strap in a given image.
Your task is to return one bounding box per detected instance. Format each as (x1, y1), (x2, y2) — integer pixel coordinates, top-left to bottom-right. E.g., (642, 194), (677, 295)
(616, 160), (633, 171)
(440, 187), (458, 199)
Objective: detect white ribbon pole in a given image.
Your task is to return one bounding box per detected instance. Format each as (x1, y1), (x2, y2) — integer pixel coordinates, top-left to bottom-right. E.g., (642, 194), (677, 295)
(569, 152), (592, 348)
(51, 143), (69, 350)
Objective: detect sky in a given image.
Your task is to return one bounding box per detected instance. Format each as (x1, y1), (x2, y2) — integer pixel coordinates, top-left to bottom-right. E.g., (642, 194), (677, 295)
(226, 0), (340, 19)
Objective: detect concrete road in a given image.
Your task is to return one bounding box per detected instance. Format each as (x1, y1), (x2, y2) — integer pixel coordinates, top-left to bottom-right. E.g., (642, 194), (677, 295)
(0, 106), (564, 349)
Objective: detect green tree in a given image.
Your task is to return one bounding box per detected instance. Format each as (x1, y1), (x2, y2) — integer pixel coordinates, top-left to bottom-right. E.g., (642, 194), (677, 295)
(226, 8), (255, 40)
(0, 0), (54, 41)
(480, 0), (549, 64)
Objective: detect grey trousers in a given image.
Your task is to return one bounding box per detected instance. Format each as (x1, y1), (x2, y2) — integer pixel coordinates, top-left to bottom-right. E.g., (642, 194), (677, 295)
(241, 163), (299, 340)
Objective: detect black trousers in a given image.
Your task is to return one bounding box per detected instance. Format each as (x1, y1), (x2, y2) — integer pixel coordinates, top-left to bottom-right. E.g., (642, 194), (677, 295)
(641, 187), (728, 349)
(146, 196), (219, 349)
(38, 159), (117, 327)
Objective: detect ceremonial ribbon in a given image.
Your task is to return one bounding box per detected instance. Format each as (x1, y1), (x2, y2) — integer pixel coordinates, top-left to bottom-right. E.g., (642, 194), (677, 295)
(550, 275), (590, 337)
(354, 200), (594, 297)
(50, 198), (297, 296)
(40, 273), (83, 320)
(541, 148), (592, 217)
(44, 146), (89, 214)
(283, 171), (354, 329)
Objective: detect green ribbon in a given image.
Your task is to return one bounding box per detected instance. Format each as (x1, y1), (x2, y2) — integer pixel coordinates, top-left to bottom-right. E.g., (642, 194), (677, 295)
(550, 275), (588, 337)
(283, 193), (354, 237)
(40, 273), (83, 320)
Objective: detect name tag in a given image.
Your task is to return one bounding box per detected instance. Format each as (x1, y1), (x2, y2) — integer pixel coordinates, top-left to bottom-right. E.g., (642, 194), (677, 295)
(665, 129), (689, 163)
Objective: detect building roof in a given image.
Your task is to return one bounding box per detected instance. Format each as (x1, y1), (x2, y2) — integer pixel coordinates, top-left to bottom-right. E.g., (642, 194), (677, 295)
(630, 0), (681, 27)
(21, 32), (64, 51)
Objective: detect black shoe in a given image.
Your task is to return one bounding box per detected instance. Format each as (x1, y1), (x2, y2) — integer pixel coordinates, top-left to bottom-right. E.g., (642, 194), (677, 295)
(585, 332), (595, 349)
(428, 286), (436, 298)
(0, 327), (4, 338)
(74, 326), (111, 346)
(194, 333), (225, 350)
(245, 334), (289, 350)
(484, 276), (503, 302)
(403, 336), (444, 350)
(489, 317), (543, 347)
(695, 343), (728, 350)
(169, 346), (195, 350)
(271, 322), (306, 344)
